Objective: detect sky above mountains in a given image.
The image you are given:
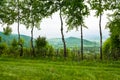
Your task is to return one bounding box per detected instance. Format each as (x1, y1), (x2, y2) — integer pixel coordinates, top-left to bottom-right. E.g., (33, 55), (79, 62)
(0, 11), (110, 40)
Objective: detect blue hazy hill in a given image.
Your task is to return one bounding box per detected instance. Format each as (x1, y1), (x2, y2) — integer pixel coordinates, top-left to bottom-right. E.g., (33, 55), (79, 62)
(48, 37), (99, 49)
(0, 32), (99, 48)
(0, 32), (31, 47)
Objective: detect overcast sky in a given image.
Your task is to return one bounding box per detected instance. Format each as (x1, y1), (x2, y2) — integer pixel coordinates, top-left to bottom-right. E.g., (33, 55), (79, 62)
(0, 11), (110, 40)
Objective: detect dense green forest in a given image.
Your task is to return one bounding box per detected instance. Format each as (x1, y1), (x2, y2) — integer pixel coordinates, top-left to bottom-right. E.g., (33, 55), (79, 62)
(0, 0), (120, 79)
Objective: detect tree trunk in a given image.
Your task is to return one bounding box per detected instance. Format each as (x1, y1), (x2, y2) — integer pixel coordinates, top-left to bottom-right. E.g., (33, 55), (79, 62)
(99, 0), (102, 60)
(30, 0), (35, 57)
(81, 25), (83, 60)
(59, 6), (67, 58)
(17, 0), (23, 56)
(99, 14), (102, 60)
(31, 26), (35, 57)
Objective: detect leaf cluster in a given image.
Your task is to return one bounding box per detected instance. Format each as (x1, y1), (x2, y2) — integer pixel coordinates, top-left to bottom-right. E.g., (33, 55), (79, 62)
(0, 0), (17, 25)
(3, 26), (12, 35)
(62, 0), (89, 30)
(35, 36), (47, 49)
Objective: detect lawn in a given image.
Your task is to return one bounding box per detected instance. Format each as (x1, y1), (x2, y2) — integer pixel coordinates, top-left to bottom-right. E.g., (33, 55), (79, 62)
(0, 57), (120, 80)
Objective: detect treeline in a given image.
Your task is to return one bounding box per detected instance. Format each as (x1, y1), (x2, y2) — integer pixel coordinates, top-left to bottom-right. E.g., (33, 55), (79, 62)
(0, 0), (120, 60)
(0, 35), (98, 60)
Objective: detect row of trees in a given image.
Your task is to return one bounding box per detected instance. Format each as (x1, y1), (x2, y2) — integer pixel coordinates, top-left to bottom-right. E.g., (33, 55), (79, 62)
(0, 0), (120, 60)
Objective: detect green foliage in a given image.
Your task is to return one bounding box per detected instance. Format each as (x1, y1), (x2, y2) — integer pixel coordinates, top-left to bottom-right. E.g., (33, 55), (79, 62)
(103, 0), (120, 10)
(0, 43), (8, 55)
(11, 38), (18, 48)
(3, 26), (12, 35)
(18, 38), (24, 46)
(18, 0), (55, 56)
(0, 36), (2, 42)
(23, 48), (31, 57)
(1, 0), (120, 60)
(35, 36), (48, 57)
(105, 10), (120, 59)
(102, 38), (112, 59)
(46, 45), (55, 57)
(103, 37), (120, 60)
(20, 0), (55, 29)
(88, 0), (104, 16)
(0, 0), (17, 25)
(35, 36), (47, 48)
(0, 0), (4, 5)
(9, 38), (19, 56)
(62, 0), (89, 30)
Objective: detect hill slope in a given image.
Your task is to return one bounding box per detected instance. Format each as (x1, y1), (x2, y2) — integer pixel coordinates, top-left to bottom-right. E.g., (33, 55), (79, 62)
(0, 32), (31, 47)
(48, 37), (99, 49)
(0, 32), (99, 48)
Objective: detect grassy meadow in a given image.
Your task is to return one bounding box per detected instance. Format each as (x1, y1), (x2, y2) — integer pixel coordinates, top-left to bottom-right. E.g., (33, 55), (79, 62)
(0, 57), (120, 80)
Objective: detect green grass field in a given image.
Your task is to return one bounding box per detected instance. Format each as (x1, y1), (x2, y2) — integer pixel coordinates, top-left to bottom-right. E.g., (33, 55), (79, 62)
(0, 57), (120, 80)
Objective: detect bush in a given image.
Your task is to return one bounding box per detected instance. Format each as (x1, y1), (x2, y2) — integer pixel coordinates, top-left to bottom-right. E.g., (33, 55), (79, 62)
(35, 36), (47, 49)
(102, 38), (112, 59)
(35, 36), (48, 57)
(9, 38), (19, 56)
(23, 48), (31, 57)
(46, 45), (55, 57)
(103, 38), (120, 60)
(0, 36), (2, 42)
(0, 43), (8, 55)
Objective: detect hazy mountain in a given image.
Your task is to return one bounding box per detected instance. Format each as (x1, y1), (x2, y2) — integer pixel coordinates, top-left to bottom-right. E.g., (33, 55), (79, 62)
(84, 35), (109, 42)
(48, 37), (99, 49)
(0, 32), (99, 48)
(0, 32), (31, 47)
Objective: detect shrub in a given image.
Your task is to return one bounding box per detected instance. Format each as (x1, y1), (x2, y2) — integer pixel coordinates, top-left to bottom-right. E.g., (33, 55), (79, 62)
(0, 42), (8, 55)
(46, 45), (55, 57)
(103, 38), (120, 60)
(102, 38), (112, 59)
(35, 36), (47, 49)
(35, 36), (48, 57)
(9, 38), (19, 56)
(0, 36), (2, 42)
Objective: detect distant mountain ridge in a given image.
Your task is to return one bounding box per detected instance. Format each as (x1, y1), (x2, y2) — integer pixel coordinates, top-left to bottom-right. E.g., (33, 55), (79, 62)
(48, 37), (99, 49)
(0, 32), (31, 47)
(0, 31), (99, 48)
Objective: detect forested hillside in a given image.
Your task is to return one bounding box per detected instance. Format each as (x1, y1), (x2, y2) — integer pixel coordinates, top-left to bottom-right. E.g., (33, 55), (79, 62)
(48, 37), (99, 49)
(0, 32), (31, 47)
(0, 32), (99, 48)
